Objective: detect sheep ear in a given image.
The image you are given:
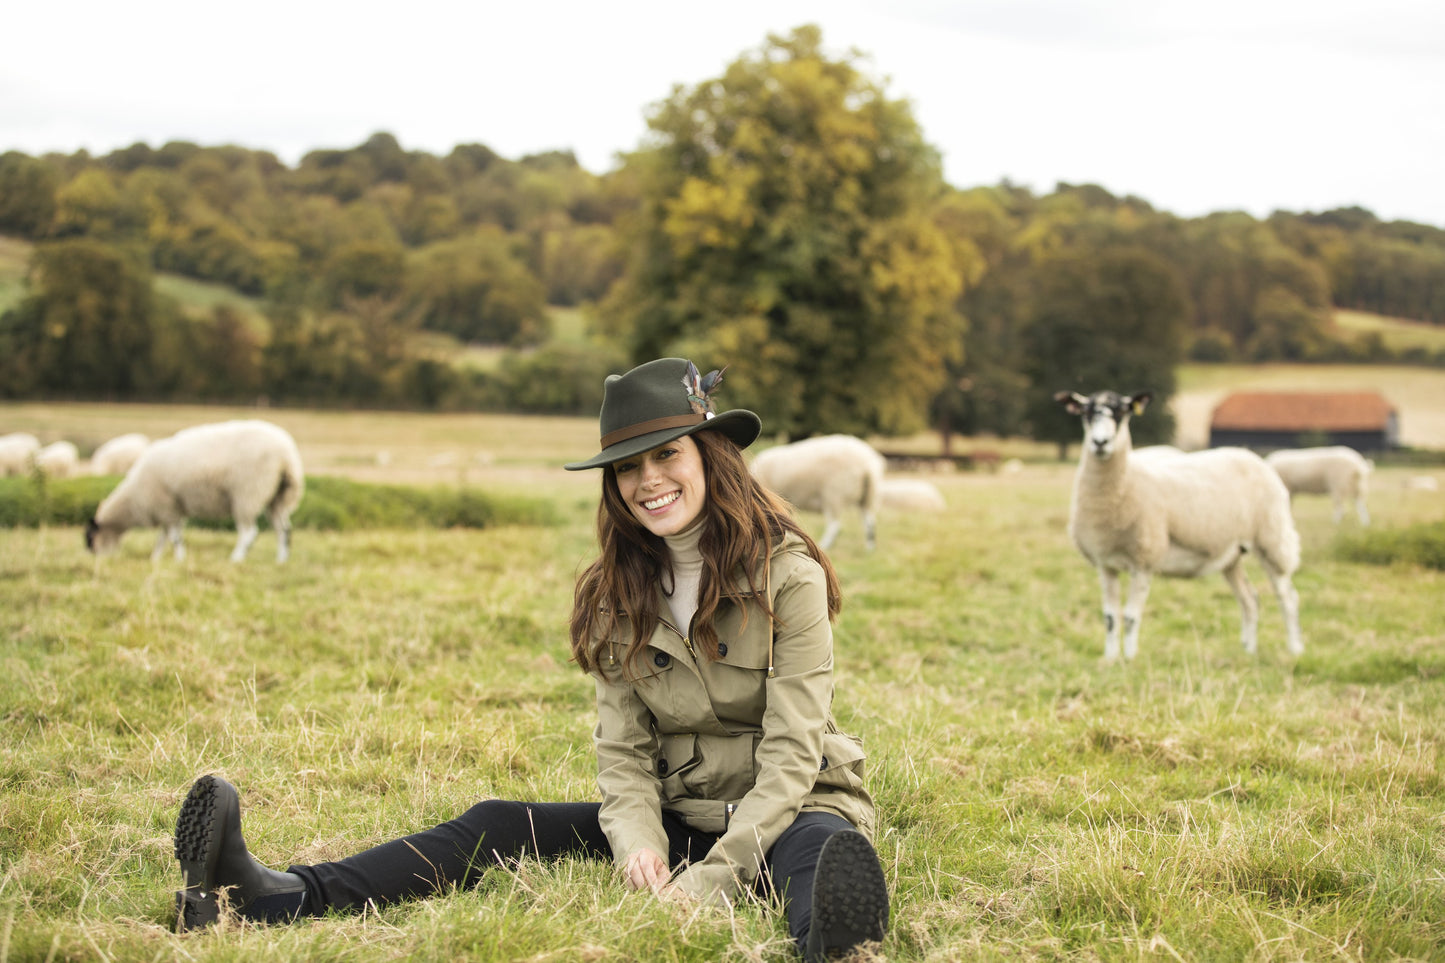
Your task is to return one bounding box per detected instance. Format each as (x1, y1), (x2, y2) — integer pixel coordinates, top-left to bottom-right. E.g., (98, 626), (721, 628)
(1129, 393), (1153, 416)
(1054, 391), (1088, 415)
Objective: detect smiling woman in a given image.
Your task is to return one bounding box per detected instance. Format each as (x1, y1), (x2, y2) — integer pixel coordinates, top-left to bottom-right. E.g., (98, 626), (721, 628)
(169, 357), (891, 962)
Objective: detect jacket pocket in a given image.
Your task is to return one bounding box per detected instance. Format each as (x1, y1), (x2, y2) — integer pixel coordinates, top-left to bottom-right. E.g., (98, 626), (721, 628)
(814, 730), (867, 793)
(658, 732), (699, 798)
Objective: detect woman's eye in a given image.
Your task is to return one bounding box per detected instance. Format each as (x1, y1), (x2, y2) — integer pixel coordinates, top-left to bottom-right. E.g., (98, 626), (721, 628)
(614, 462), (636, 474)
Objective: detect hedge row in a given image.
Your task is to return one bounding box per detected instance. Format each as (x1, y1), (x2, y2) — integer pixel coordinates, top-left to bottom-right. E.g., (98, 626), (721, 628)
(0, 474), (561, 531)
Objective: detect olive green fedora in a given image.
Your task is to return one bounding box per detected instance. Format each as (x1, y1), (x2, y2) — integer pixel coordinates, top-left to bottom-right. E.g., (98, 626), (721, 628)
(564, 358), (762, 470)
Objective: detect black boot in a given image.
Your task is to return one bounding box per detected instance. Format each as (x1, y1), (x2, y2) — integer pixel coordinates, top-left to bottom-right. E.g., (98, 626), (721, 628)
(802, 830), (889, 962)
(174, 774), (310, 931)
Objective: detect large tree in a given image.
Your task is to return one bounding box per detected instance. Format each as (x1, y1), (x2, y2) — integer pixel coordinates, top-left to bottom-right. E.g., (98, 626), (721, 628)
(600, 25), (965, 438)
(1022, 247), (1189, 457)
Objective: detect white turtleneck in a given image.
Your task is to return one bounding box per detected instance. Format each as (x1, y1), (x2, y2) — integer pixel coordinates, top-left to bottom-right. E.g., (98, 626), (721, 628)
(662, 522), (705, 635)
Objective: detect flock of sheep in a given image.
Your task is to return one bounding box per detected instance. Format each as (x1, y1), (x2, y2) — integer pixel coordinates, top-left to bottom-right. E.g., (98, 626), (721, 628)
(3, 392), (1385, 662)
(2, 421), (305, 563)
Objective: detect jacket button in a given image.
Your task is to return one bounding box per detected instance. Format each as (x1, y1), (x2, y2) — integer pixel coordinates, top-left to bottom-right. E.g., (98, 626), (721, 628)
(819, 755), (829, 771)
(717, 642), (728, 657)
(653, 652), (670, 668)
(658, 759), (669, 775)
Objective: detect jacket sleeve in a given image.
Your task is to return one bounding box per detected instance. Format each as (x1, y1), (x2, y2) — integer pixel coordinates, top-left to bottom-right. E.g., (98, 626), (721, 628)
(592, 668), (670, 868)
(671, 553), (834, 903)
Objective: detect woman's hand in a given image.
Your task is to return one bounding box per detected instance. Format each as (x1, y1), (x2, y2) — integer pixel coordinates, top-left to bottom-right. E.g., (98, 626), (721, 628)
(623, 848), (670, 894)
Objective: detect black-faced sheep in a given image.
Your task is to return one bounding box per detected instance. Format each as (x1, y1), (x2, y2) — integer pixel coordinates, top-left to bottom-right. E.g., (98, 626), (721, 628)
(90, 433), (151, 476)
(1055, 390), (1302, 661)
(0, 432), (41, 477)
(85, 420), (305, 563)
(750, 435), (887, 551)
(1265, 446), (1372, 525)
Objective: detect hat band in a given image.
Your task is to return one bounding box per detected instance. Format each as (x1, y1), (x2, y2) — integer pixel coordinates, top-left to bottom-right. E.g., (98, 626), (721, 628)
(600, 414), (708, 450)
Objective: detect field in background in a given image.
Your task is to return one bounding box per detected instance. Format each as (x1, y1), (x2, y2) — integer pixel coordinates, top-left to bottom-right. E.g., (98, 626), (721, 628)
(2, 414), (1442, 961)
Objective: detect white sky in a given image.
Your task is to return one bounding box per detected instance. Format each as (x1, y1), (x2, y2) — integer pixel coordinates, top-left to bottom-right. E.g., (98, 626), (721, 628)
(5, 0), (1443, 226)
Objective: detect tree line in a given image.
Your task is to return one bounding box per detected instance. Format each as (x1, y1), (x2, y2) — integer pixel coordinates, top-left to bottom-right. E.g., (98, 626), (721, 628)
(2, 25), (1442, 445)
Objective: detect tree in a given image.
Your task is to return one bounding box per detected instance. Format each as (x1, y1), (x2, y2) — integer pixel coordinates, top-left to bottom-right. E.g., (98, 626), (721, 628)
(0, 239), (161, 396)
(0, 152), (58, 238)
(405, 229), (548, 345)
(1022, 248), (1189, 457)
(599, 25), (966, 438)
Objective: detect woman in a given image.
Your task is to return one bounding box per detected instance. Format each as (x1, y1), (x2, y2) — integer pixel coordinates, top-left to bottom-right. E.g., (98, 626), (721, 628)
(173, 358), (889, 961)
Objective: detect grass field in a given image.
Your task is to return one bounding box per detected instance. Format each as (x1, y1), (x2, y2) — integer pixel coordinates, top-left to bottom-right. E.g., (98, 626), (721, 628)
(3, 405), (1444, 961)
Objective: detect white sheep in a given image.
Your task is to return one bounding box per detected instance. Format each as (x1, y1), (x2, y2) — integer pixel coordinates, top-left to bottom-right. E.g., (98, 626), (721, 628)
(90, 433), (151, 476)
(86, 420), (305, 563)
(1055, 390), (1302, 661)
(750, 434), (887, 551)
(32, 440), (80, 479)
(0, 432), (41, 477)
(880, 478), (946, 513)
(1265, 446), (1372, 525)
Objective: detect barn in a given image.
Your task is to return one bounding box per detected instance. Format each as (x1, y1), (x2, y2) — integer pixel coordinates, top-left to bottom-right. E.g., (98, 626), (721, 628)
(1209, 391), (1399, 452)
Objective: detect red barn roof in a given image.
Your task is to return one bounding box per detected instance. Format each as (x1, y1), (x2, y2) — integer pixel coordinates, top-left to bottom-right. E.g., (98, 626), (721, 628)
(1210, 391), (1396, 431)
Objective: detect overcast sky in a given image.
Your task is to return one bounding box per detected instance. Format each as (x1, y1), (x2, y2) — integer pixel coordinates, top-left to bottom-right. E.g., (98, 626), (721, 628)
(5, 0), (1443, 226)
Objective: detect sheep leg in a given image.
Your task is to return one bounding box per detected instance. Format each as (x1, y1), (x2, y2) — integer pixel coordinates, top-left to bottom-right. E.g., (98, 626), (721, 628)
(1221, 561), (1260, 655)
(862, 508), (877, 552)
(1331, 495), (1345, 524)
(1120, 569), (1151, 661)
(1258, 559), (1304, 656)
(1098, 568), (1123, 661)
(819, 516), (842, 551)
(1356, 496), (1370, 526)
(231, 522), (260, 562)
(153, 525), (186, 561)
(272, 510), (292, 563)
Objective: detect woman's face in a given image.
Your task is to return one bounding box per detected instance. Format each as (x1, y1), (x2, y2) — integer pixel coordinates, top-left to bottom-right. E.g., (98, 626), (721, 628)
(612, 434), (707, 538)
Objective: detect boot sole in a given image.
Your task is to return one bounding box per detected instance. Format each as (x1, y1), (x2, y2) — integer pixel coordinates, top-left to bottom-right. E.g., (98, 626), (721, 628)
(808, 830), (889, 960)
(174, 774), (229, 931)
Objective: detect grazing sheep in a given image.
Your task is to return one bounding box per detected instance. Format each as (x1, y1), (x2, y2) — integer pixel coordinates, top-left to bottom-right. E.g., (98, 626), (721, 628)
(751, 435), (887, 550)
(1265, 446), (1372, 525)
(880, 478), (946, 513)
(90, 433), (151, 476)
(33, 440), (80, 479)
(1055, 390), (1302, 661)
(86, 420), (305, 563)
(0, 433), (41, 476)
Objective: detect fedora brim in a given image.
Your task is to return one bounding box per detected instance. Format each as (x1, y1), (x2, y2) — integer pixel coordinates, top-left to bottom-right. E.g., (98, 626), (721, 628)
(564, 409), (762, 471)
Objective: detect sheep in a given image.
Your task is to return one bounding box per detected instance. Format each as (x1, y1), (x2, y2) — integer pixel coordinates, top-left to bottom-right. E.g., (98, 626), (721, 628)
(85, 420), (305, 563)
(880, 478), (946, 513)
(750, 434), (887, 551)
(1055, 390), (1302, 661)
(32, 440), (80, 479)
(0, 432), (41, 477)
(90, 433), (151, 476)
(1265, 446), (1372, 525)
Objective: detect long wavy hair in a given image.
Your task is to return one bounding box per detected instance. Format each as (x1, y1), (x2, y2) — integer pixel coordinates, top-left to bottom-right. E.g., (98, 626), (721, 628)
(569, 429), (840, 679)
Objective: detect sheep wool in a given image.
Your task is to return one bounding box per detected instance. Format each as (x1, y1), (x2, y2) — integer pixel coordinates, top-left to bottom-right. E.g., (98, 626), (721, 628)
(1056, 390), (1303, 661)
(90, 433), (151, 476)
(750, 435), (887, 551)
(86, 420), (305, 564)
(33, 441), (80, 479)
(1265, 446), (1372, 526)
(0, 432), (41, 477)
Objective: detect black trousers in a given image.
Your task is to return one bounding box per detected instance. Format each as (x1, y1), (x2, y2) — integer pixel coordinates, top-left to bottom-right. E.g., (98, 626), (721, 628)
(289, 800), (853, 951)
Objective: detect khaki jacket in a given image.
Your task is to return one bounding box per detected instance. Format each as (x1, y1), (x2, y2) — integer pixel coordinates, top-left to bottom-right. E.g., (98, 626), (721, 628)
(590, 532), (875, 904)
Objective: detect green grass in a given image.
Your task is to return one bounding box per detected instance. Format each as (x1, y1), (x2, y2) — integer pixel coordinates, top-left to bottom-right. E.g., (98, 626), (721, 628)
(1333, 309), (1445, 354)
(2, 429), (1443, 960)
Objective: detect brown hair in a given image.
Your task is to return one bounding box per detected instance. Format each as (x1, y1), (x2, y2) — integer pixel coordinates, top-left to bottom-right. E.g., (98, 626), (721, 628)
(569, 429), (840, 678)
